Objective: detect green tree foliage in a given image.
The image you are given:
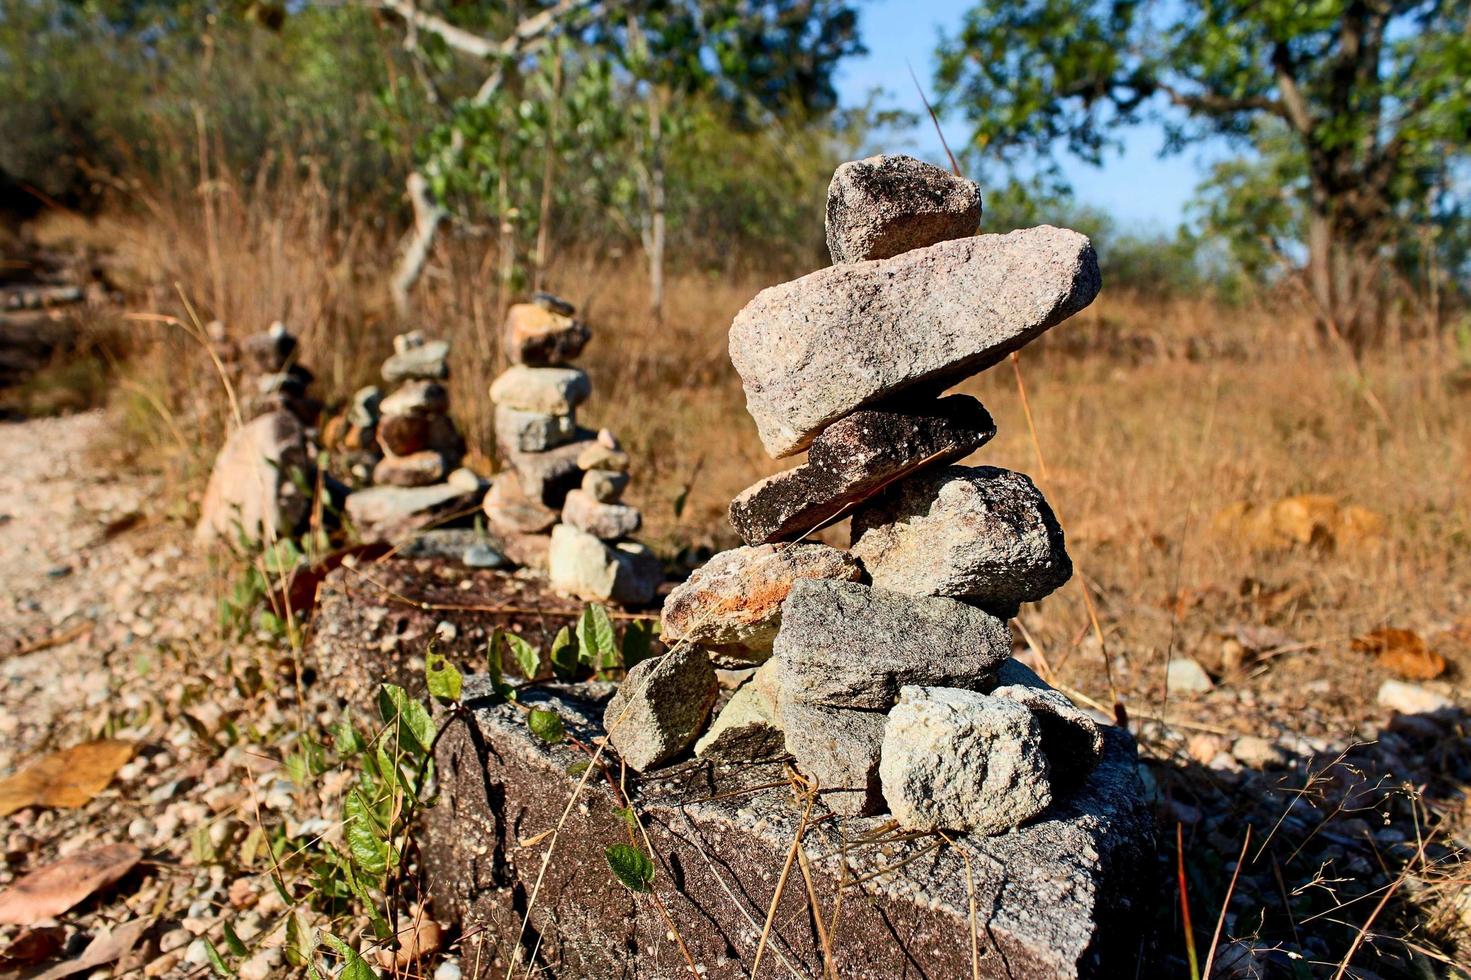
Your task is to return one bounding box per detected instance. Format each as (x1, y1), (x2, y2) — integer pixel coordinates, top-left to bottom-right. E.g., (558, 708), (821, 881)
(936, 0), (1471, 344)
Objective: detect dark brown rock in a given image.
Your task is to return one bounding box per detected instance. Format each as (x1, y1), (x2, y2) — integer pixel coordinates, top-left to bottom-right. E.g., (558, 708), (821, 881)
(728, 395), (996, 544)
(424, 677), (1152, 978)
(373, 450), (448, 488)
(378, 412), (431, 456)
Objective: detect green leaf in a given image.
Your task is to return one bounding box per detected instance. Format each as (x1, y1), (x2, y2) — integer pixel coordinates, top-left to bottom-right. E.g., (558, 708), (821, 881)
(284, 910), (312, 967)
(335, 713), (366, 756)
(344, 788), (390, 876)
(221, 919), (248, 957)
(549, 626), (579, 681)
(604, 843), (654, 893)
(527, 707), (565, 743)
(486, 629), (514, 701)
(506, 633), (541, 680)
(425, 647), (463, 703)
(203, 937), (237, 977)
(577, 604), (617, 669)
(566, 759), (591, 777)
(621, 619), (658, 669)
(611, 805), (637, 828)
(321, 933), (380, 980)
(377, 684), (434, 755)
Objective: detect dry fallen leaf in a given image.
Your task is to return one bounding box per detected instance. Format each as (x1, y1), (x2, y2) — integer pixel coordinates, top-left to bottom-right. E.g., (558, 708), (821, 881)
(0, 843), (143, 925)
(376, 911), (444, 969)
(0, 740), (135, 817)
(33, 916), (152, 980)
(1352, 628), (1447, 680)
(0, 925), (66, 970)
(1212, 496), (1385, 553)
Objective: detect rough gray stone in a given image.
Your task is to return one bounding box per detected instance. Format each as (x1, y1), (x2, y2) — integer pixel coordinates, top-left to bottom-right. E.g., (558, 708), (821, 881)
(462, 543), (508, 569)
(547, 524), (661, 606)
(494, 405), (576, 453)
(825, 154), (982, 264)
(851, 464), (1072, 609)
(728, 395), (996, 544)
(575, 442), (629, 473)
(425, 676), (1152, 979)
(195, 410), (313, 547)
(489, 365), (590, 415)
(380, 380), (449, 417)
(991, 682), (1104, 791)
(881, 686), (1053, 834)
(561, 489), (641, 541)
(482, 471), (558, 535)
(581, 468), (629, 503)
(1167, 657), (1214, 694)
(504, 302), (590, 366)
(694, 664), (784, 761)
(778, 701), (885, 815)
(604, 646), (718, 771)
(729, 225), (1101, 457)
(373, 450), (448, 488)
(772, 579), (1011, 710)
(344, 483), (478, 539)
(505, 436), (594, 507)
(660, 543), (861, 658)
(382, 339), (450, 382)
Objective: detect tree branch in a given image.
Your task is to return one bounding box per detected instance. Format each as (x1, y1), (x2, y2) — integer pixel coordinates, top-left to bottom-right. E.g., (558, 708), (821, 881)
(1153, 81), (1286, 121)
(1270, 43), (1314, 136)
(369, 0), (599, 314)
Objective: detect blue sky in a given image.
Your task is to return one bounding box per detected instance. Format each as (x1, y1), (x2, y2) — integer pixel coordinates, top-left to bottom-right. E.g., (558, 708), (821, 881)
(835, 0), (1233, 231)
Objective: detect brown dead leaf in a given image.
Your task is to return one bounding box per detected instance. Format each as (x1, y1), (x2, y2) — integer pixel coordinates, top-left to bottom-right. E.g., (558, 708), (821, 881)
(375, 912), (443, 969)
(0, 926), (66, 969)
(0, 843), (143, 925)
(1212, 496), (1385, 553)
(1352, 628), (1447, 680)
(32, 916), (151, 980)
(0, 740), (135, 817)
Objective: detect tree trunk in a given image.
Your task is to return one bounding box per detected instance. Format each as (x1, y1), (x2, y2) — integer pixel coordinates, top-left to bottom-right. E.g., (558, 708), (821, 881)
(646, 90), (666, 322)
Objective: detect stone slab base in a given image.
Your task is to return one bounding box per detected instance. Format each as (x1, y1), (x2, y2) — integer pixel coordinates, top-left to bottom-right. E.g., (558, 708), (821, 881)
(425, 678), (1154, 979)
(307, 559), (587, 705)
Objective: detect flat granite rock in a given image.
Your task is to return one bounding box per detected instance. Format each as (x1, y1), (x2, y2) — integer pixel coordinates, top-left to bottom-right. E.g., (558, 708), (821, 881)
(729, 226), (1100, 457)
(728, 394), (996, 544)
(772, 579), (1012, 710)
(424, 676), (1152, 979)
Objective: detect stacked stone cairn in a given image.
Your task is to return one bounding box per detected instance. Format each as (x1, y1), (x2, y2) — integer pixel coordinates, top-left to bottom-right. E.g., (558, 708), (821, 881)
(342, 332), (488, 541)
(606, 155), (1111, 833)
(483, 294), (661, 604)
(196, 322), (319, 546)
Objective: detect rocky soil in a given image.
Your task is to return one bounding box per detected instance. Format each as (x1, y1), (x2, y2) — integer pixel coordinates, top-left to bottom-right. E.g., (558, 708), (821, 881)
(2, 409), (1469, 977)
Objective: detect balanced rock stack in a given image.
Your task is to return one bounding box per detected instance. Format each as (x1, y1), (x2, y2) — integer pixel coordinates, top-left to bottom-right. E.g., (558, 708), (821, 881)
(196, 322), (319, 547)
(484, 294), (660, 604)
(615, 155), (1108, 831)
(371, 330), (465, 488)
(239, 321), (320, 424)
(342, 332), (487, 539)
